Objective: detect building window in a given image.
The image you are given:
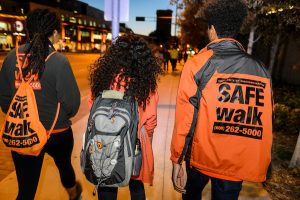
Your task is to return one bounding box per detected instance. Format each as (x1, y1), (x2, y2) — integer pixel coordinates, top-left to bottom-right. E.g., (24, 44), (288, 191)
(93, 32), (102, 40)
(21, 8), (24, 14)
(0, 21), (8, 31)
(61, 15), (65, 21)
(89, 21), (93, 26)
(83, 20), (87, 25)
(93, 21), (96, 27)
(0, 5), (2, 11)
(78, 19), (82, 24)
(81, 31), (90, 37)
(69, 17), (76, 23)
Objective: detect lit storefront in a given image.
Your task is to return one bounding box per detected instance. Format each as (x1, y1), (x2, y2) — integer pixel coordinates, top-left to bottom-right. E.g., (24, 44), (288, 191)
(0, 0), (112, 52)
(0, 14), (26, 51)
(59, 14), (109, 52)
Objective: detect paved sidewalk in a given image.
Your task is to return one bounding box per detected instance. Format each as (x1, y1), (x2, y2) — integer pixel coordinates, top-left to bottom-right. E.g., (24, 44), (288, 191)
(0, 63), (270, 200)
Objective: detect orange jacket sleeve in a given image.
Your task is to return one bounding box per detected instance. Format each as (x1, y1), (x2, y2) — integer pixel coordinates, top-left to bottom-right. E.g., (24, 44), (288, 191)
(143, 91), (159, 137)
(170, 59), (198, 163)
(170, 49), (213, 164)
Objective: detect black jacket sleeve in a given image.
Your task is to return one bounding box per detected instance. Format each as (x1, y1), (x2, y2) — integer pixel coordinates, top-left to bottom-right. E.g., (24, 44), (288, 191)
(55, 57), (80, 118)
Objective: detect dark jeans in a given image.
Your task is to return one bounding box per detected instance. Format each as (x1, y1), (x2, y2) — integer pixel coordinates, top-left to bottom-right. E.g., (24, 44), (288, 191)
(163, 60), (169, 71)
(183, 166), (242, 200)
(170, 59), (177, 71)
(12, 128), (76, 200)
(98, 179), (145, 200)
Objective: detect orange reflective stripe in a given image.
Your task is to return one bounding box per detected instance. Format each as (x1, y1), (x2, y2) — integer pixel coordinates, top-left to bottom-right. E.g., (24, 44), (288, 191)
(47, 127), (68, 134)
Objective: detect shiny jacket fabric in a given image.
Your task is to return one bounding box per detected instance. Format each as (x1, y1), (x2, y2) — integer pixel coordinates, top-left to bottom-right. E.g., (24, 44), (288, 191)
(171, 38), (273, 182)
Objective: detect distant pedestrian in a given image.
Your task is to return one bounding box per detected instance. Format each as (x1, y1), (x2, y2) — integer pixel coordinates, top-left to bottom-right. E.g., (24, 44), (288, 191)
(0, 9), (82, 200)
(170, 47), (178, 71)
(177, 50), (183, 64)
(183, 51), (188, 63)
(170, 0), (273, 199)
(153, 46), (164, 66)
(163, 48), (170, 71)
(88, 33), (162, 200)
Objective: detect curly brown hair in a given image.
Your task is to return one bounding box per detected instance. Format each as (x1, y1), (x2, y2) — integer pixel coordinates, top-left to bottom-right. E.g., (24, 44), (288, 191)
(89, 33), (163, 110)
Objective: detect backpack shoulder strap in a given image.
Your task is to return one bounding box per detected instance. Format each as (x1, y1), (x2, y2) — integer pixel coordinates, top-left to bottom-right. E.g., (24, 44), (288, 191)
(47, 102), (60, 135)
(44, 50), (59, 135)
(16, 43), (59, 134)
(45, 51), (57, 62)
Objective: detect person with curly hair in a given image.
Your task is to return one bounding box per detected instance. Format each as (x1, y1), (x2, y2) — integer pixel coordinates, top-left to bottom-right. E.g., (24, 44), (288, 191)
(0, 9), (82, 200)
(171, 0), (273, 199)
(89, 33), (162, 200)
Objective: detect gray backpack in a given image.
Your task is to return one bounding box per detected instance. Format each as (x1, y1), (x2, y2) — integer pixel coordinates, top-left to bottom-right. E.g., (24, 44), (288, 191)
(80, 90), (141, 193)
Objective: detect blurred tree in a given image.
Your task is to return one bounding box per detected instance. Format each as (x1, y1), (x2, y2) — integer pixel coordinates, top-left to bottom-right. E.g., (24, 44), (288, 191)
(290, 132), (300, 168)
(149, 30), (170, 45)
(170, 0), (208, 49)
(174, 0), (300, 74)
(245, 0), (264, 55)
(246, 0), (300, 74)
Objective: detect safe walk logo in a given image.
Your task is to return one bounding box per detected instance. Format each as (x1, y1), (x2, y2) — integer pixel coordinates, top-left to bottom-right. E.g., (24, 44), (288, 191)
(213, 78), (266, 140)
(2, 95), (40, 148)
(14, 53), (42, 90)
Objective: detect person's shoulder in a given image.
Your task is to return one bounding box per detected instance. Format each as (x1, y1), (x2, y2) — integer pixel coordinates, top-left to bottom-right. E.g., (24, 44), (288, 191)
(239, 52), (271, 79)
(50, 51), (69, 63)
(5, 47), (17, 59)
(187, 49), (214, 68)
(2, 48), (17, 69)
(45, 51), (72, 75)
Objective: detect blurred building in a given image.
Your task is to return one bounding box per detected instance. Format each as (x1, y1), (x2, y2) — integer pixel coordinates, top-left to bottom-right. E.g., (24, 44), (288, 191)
(155, 9), (172, 44)
(0, 0), (132, 52)
(0, 0), (27, 50)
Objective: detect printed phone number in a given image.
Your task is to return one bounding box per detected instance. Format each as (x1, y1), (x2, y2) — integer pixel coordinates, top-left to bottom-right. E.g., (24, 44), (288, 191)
(2, 135), (39, 148)
(213, 122), (263, 140)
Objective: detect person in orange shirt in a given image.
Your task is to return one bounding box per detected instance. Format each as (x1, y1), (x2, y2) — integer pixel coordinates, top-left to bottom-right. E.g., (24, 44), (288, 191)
(88, 33), (162, 200)
(170, 0), (273, 200)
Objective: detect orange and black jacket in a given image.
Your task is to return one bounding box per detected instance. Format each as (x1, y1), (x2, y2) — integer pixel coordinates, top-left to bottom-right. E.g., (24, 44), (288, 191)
(171, 38), (273, 182)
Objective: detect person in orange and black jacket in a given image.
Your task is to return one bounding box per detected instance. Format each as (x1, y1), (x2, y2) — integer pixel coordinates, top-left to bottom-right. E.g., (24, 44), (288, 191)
(0, 9), (81, 200)
(170, 0), (273, 200)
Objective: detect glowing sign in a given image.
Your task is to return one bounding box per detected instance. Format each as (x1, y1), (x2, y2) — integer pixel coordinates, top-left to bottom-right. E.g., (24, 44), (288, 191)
(15, 21), (23, 32)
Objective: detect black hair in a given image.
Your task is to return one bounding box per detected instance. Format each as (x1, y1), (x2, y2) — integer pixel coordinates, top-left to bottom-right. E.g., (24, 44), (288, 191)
(89, 33), (163, 110)
(204, 0), (248, 38)
(22, 9), (60, 78)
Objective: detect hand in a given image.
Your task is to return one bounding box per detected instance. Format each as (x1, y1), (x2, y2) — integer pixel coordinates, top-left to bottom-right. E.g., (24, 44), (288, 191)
(172, 162), (186, 194)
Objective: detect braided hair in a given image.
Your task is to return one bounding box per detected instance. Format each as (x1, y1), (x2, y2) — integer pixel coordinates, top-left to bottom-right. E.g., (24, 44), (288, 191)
(90, 34), (162, 110)
(22, 9), (60, 78)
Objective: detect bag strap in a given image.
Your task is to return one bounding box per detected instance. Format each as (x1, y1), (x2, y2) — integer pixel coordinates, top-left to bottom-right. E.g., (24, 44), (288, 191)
(15, 41), (57, 83)
(47, 103), (61, 135)
(15, 40), (60, 135)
